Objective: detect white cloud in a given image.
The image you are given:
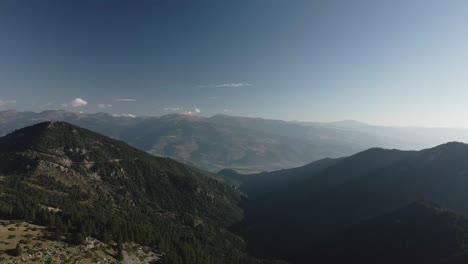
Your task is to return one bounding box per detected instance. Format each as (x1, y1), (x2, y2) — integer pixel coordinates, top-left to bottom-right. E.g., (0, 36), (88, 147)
(113, 98), (136, 102)
(183, 108), (201, 115)
(97, 104), (112, 109)
(223, 109), (232, 112)
(112, 113), (136, 118)
(62, 98), (87, 108)
(163, 107), (181, 111)
(0, 100), (16, 107)
(215, 83), (252, 88)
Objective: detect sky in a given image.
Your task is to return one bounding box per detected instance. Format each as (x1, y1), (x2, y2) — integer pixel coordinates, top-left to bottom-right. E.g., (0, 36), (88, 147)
(0, 0), (468, 127)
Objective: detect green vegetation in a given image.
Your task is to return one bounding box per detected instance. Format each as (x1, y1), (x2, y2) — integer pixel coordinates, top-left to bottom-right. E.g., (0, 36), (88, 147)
(0, 177), (265, 263)
(0, 122), (283, 264)
(116, 238), (123, 261)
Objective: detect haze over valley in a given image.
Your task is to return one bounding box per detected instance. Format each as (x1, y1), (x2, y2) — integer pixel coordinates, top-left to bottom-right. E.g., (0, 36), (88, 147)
(2, 110), (468, 173)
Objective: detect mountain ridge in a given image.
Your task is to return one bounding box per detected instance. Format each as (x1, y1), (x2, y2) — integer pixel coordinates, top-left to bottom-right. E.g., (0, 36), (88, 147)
(2, 110), (468, 173)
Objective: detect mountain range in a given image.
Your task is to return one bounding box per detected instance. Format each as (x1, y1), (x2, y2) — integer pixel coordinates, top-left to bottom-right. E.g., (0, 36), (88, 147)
(2, 110), (468, 172)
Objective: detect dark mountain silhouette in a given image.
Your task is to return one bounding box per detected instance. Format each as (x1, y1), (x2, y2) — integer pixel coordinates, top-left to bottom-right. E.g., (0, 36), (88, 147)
(237, 142), (468, 263)
(315, 201), (468, 264)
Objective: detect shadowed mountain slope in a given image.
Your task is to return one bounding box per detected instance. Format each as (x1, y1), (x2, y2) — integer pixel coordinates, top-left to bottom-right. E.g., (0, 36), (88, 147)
(236, 142), (468, 263)
(315, 201), (468, 264)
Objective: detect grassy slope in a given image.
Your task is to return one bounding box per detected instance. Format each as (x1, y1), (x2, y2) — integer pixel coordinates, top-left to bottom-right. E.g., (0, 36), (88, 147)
(0, 220), (159, 264)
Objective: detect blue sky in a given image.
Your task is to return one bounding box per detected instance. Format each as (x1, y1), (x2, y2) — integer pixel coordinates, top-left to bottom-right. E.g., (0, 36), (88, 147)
(0, 0), (468, 127)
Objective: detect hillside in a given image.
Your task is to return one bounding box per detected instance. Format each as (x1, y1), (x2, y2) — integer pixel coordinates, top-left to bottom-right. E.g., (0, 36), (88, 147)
(315, 201), (468, 264)
(0, 122), (280, 264)
(217, 157), (343, 199)
(0, 220), (159, 264)
(237, 142), (468, 262)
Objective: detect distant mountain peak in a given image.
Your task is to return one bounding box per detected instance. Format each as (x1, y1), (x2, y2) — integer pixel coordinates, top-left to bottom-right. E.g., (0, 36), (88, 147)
(331, 119), (369, 126)
(159, 113), (205, 122)
(0, 109), (19, 118)
(432, 141), (468, 149)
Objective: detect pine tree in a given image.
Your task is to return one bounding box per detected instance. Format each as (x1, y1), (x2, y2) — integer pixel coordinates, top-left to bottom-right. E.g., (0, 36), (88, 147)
(116, 234), (124, 261)
(13, 242), (22, 257)
(73, 231), (85, 245)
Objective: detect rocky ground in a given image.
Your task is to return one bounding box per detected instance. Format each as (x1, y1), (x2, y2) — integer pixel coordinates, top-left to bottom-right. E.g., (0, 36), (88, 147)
(0, 220), (161, 264)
